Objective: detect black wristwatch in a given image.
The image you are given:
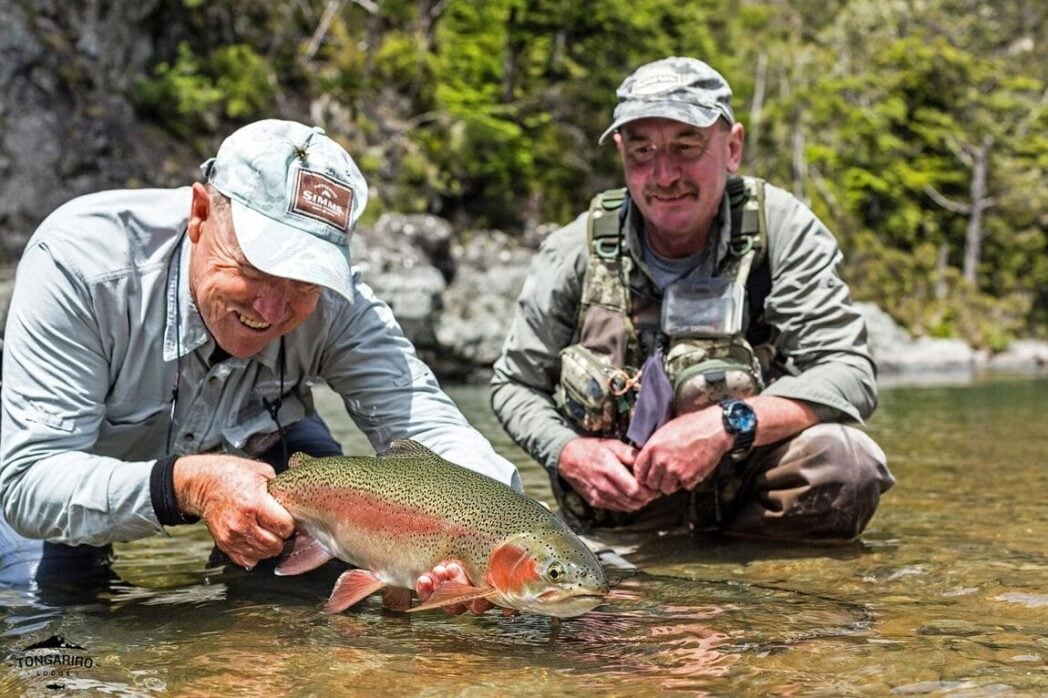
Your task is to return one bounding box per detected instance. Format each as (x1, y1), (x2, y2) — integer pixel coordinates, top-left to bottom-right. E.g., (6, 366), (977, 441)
(720, 399), (757, 461)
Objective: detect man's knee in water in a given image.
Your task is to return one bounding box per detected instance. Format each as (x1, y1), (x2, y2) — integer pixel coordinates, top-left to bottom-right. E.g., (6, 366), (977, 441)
(783, 423), (892, 540)
(721, 423), (892, 542)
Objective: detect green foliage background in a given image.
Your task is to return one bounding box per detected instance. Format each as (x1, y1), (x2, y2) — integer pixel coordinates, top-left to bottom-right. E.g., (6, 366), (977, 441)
(134, 0), (1046, 346)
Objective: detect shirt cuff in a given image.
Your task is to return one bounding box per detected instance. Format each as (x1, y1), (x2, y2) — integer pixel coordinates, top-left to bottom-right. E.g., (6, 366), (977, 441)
(150, 455), (200, 526)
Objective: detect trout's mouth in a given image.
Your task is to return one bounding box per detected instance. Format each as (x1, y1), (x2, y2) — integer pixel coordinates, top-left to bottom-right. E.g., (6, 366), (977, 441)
(538, 590), (605, 601)
(529, 588), (607, 617)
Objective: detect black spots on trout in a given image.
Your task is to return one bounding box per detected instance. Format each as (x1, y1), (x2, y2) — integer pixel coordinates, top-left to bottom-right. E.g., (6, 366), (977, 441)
(272, 449), (562, 536)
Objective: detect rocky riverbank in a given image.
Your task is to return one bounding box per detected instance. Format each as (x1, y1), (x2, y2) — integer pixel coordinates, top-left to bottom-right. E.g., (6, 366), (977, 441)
(1, 214), (1046, 384)
(352, 214), (1048, 382)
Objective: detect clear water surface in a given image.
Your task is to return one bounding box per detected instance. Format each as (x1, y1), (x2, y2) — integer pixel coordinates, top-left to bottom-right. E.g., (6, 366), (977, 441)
(1, 374), (1045, 696)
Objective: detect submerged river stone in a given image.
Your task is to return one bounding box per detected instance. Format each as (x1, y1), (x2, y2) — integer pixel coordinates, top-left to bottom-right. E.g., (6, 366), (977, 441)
(915, 619), (983, 637)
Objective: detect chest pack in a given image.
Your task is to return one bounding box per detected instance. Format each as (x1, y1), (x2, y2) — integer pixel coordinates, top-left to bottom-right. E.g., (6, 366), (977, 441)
(554, 175), (773, 439)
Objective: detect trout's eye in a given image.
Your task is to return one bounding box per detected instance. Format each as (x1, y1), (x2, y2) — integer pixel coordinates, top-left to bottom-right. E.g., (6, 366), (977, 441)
(545, 562), (565, 583)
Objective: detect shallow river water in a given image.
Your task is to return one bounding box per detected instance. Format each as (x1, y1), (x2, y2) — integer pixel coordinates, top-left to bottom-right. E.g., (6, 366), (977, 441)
(1, 374), (1045, 696)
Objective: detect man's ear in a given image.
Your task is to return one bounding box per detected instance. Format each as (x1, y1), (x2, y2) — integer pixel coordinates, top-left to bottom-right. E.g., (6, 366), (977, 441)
(188, 182), (210, 243)
(726, 122), (745, 174)
(612, 130), (630, 167)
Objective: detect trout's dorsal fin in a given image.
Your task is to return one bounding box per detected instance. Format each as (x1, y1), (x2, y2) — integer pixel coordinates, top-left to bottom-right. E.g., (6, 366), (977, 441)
(287, 452), (311, 469)
(380, 439), (436, 459)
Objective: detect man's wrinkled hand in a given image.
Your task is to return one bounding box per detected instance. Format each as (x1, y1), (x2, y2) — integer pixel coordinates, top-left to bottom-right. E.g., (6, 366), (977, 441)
(416, 561), (497, 615)
(558, 437), (660, 512)
(633, 409), (731, 494)
(173, 454), (295, 570)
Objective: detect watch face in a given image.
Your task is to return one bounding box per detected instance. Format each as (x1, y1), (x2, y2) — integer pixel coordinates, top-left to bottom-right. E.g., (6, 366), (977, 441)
(726, 402), (757, 433)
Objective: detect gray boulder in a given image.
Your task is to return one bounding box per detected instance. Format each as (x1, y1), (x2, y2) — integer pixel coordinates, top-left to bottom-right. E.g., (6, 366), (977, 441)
(0, 0), (167, 261)
(351, 214), (542, 380)
(436, 230), (536, 378)
(987, 339), (1048, 370)
(856, 302), (977, 373)
(350, 214), (451, 350)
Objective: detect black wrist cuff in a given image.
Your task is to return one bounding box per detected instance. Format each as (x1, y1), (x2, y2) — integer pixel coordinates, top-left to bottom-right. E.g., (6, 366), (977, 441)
(150, 455), (200, 526)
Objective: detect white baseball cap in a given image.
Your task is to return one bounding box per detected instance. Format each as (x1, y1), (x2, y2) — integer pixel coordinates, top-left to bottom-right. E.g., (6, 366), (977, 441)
(200, 119), (368, 301)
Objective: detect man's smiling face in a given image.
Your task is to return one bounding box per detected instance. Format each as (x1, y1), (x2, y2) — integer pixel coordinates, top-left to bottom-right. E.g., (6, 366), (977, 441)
(187, 183), (321, 358)
(615, 117), (743, 258)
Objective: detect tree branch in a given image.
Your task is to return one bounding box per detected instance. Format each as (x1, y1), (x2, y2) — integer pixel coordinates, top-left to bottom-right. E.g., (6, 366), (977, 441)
(351, 0), (379, 13)
(1015, 86), (1048, 140)
(923, 185), (972, 215)
(428, 0), (452, 21)
(303, 0), (379, 62)
(304, 0), (344, 62)
(809, 166), (844, 221)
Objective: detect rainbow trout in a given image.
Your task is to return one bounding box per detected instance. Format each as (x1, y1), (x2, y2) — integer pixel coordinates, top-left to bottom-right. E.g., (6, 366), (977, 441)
(267, 439), (608, 618)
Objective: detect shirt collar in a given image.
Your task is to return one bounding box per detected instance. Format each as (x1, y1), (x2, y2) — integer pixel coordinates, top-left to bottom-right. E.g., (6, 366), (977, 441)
(711, 192), (733, 269)
(163, 232), (207, 362)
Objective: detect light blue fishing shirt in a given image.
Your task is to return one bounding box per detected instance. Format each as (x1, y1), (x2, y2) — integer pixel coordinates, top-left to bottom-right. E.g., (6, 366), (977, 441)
(0, 187), (521, 548)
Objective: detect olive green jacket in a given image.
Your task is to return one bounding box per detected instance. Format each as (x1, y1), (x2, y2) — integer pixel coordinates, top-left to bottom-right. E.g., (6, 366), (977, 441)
(490, 181), (877, 473)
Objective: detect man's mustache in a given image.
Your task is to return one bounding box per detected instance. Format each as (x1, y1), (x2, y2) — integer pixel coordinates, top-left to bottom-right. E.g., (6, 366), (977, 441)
(643, 185), (698, 198)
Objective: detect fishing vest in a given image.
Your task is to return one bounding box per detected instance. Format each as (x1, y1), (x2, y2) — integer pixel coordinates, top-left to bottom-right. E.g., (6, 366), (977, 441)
(554, 175), (773, 440)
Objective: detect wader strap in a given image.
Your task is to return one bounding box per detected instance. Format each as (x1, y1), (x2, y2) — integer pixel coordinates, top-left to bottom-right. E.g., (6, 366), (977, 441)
(724, 175), (767, 271)
(580, 188), (638, 359)
(586, 187), (627, 246)
(723, 176), (773, 344)
(745, 257), (773, 346)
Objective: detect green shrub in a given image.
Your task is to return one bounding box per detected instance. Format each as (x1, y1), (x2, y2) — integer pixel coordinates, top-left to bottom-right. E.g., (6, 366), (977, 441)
(134, 42), (274, 137)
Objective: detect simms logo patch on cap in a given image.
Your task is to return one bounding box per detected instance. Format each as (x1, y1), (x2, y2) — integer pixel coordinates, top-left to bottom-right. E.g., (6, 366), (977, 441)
(290, 168), (353, 232)
(629, 68), (685, 96)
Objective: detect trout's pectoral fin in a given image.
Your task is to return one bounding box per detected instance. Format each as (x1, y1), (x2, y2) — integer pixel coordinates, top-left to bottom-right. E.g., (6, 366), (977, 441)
(324, 569), (385, 614)
(405, 581), (498, 613)
(274, 531), (335, 576)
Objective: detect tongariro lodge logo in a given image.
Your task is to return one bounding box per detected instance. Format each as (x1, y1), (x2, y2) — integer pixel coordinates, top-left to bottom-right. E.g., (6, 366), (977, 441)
(10, 634), (96, 684)
(21, 635), (85, 652)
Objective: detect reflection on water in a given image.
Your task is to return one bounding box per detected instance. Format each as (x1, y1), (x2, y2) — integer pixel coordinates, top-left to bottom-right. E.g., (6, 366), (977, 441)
(1, 375), (1046, 695)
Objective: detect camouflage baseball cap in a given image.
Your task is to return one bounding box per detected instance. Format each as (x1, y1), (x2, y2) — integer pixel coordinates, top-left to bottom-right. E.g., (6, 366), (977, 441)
(598, 57), (735, 144)
(201, 119), (368, 301)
